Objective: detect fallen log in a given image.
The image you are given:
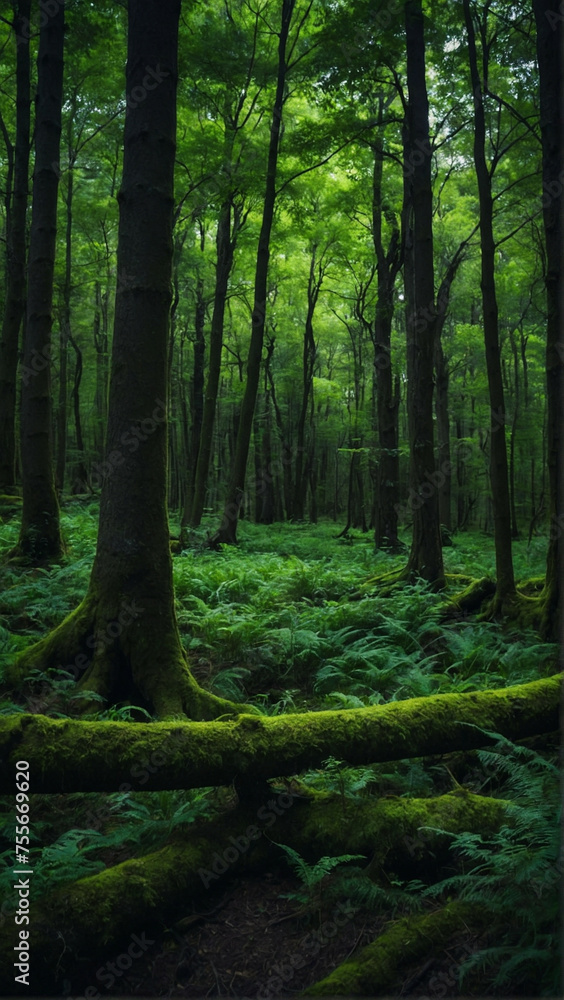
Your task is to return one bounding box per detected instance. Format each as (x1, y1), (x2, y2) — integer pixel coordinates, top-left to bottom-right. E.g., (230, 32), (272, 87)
(0, 791), (509, 995)
(0, 674), (559, 793)
(300, 900), (486, 996)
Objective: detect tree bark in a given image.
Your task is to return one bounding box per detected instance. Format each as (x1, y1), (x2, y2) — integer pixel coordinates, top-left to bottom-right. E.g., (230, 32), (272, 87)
(16, 0), (65, 560)
(7, 0), (250, 722)
(1, 674), (559, 793)
(463, 0), (516, 609)
(532, 0), (562, 643)
(372, 127), (402, 550)
(211, 0), (295, 545)
(186, 197), (235, 529)
(403, 0), (444, 586)
(0, 0), (31, 493)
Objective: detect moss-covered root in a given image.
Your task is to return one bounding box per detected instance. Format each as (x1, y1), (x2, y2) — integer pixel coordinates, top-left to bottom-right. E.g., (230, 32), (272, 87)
(442, 575), (496, 615)
(4, 594), (255, 722)
(301, 901), (485, 997)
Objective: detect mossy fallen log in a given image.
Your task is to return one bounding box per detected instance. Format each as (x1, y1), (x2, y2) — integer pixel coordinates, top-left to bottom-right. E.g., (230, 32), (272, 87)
(0, 791), (509, 994)
(300, 900), (485, 996)
(0, 674), (559, 793)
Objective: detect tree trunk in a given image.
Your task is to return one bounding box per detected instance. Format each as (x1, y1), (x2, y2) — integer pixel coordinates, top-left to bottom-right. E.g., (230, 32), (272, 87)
(463, 0), (516, 609)
(67, 328), (89, 493)
(372, 129), (402, 550)
(56, 132), (76, 493)
(15, 1), (65, 561)
(293, 246), (320, 520)
(211, 0), (295, 546)
(2, 672), (558, 793)
(8, 0), (250, 722)
(0, 0), (31, 493)
(403, 0), (444, 586)
(186, 197), (236, 529)
(532, 0), (562, 642)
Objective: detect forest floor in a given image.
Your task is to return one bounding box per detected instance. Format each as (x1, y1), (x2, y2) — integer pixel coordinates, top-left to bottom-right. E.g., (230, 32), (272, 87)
(0, 503), (560, 998)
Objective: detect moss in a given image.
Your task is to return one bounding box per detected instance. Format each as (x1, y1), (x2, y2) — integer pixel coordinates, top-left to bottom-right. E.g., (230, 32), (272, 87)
(1, 673), (560, 793)
(302, 900), (486, 996)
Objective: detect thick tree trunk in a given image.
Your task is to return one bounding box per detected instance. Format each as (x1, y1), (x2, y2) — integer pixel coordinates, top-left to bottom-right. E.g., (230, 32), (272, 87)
(1, 674), (558, 793)
(403, 1), (444, 586)
(211, 0), (295, 546)
(533, 0), (562, 643)
(7, 0), (250, 722)
(463, 0), (516, 609)
(16, 1), (65, 561)
(0, 0), (31, 493)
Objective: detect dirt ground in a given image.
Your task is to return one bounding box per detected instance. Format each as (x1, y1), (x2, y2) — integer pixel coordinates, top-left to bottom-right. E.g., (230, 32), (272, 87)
(61, 869), (512, 1000)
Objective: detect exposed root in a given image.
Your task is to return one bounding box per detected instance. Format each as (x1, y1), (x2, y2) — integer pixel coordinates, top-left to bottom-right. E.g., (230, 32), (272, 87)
(5, 593), (256, 722)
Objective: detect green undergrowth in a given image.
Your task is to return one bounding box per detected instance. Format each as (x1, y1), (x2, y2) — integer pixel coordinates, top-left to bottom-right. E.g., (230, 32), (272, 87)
(0, 506), (557, 716)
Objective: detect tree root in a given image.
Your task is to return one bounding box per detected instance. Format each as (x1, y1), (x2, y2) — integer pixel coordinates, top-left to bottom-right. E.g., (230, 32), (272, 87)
(4, 593), (255, 722)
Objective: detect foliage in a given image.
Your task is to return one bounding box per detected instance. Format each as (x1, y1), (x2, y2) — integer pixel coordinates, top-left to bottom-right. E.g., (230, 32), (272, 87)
(411, 732), (561, 995)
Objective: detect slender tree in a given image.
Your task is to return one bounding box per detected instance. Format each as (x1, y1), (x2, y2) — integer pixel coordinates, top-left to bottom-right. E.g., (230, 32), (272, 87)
(15, 0), (64, 560)
(402, 0), (444, 586)
(0, 0), (31, 493)
(462, 0), (516, 610)
(210, 0), (296, 546)
(532, 0), (562, 642)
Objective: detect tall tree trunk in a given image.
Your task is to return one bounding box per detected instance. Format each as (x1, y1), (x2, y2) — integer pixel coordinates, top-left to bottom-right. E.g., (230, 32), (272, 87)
(183, 271), (206, 524)
(0, 0), (31, 493)
(293, 246), (321, 520)
(372, 127), (402, 550)
(10, 0), (251, 723)
(15, 1), (65, 561)
(533, 0), (562, 642)
(93, 279), (109, 465)
(463, 0), (516, 609)
(68, 329), (88, 492)
(185, 197), (236, 529)
(56, 130), (76, 493)
(403, 0), (444, 586)
(211, 0), (295, 546)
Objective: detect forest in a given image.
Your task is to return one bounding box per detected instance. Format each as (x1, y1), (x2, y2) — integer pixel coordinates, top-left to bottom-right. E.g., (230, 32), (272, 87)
(0, 0), (561, 997)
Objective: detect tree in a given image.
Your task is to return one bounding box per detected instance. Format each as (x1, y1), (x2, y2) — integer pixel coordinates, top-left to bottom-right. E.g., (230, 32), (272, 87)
(0, 0), (31, 494)
(533, 0), (562, 642)
(210, 0), (298, 546)
(402, 0), (444, 587)
(15, 0), (65, 561)
(8, 0), (250, 721)
(462, 0), (516, 611)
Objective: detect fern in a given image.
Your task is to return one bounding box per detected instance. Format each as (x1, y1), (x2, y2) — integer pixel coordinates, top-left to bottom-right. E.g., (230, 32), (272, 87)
(412, 731), (560, 995)
(273, 842), (365, 904)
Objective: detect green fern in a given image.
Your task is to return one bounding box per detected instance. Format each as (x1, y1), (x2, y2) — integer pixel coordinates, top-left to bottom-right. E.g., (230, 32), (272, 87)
(273, 842), (365, 904)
